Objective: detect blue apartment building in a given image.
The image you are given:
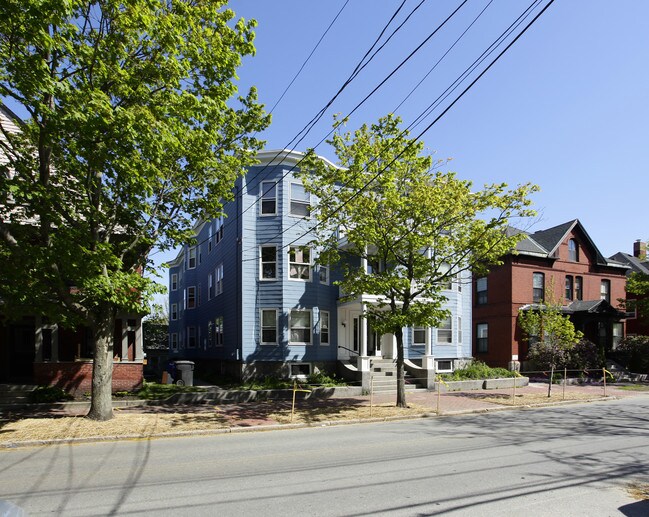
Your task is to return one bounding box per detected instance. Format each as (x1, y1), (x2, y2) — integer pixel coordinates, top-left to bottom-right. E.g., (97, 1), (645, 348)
(168, 150), (472, 386)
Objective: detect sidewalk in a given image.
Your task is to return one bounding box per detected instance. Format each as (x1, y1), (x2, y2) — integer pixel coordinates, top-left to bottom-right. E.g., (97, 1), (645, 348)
(1, 383), (646, 448)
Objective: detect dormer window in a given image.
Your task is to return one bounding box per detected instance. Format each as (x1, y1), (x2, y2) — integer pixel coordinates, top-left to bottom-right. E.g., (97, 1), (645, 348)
(568, 239), (579, 262)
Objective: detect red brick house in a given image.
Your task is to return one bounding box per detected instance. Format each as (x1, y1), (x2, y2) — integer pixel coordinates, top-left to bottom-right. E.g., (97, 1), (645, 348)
(610, 240), (649, 337)
(472, 220), (629, 369)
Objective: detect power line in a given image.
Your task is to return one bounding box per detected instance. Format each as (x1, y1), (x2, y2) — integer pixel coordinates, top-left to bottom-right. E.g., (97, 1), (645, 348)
(242, 0), (555, 260)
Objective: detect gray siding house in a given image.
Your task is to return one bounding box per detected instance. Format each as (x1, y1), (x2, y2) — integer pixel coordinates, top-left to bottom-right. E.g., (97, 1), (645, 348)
(168, 150), (472, 385)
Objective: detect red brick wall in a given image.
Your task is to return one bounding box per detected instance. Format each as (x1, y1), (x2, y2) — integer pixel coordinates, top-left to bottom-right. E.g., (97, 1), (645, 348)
(33, 361), (143, 396)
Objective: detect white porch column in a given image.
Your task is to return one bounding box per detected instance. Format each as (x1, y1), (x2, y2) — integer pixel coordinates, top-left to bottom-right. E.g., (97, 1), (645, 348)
(360, 303), (368, 357)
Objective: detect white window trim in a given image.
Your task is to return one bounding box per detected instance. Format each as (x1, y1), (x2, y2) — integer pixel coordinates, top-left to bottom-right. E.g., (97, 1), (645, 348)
(437, 317), (453, 344)
(170, 333), (178, 350)
(289, 309), (312, 345)
(288, 246), (312, 281)
(188, 247), (197, 269)
(187, 286), (196, 309)
(260, 180), (278, 216)
(215, 264), (224, 296)
(289, 181), (310, 218)
(260, 309), (278, 345)
(171, 303), (178, 321)
(413, 326), (428, 347)
(260, 245), (278, 281)
(187, 326), (197, 348)
(171, 273), (178, 291)
(320, 310), (330, 345)
(319, 264), (329, 285)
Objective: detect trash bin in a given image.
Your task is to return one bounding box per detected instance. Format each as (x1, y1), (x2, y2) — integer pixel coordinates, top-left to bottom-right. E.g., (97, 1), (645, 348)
(174, 360), (195, 386)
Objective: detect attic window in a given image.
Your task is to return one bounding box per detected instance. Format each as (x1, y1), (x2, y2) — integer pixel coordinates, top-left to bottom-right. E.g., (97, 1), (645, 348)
(568, 239), (579, 262)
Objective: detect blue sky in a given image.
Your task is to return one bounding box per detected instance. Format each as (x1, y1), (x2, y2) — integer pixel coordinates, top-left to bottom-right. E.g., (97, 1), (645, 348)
(219, 0), (647, 261)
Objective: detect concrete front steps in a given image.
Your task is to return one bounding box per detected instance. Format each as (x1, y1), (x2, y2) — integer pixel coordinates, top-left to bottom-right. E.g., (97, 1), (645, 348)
(0, 384), (38, 406)
(370, 359), (423, 392)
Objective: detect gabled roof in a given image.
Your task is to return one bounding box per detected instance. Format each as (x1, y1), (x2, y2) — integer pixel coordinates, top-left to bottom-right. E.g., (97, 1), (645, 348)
(513, 219), (627, 269)
(520, 299), (626, 318)
(609, 251), (649, 275)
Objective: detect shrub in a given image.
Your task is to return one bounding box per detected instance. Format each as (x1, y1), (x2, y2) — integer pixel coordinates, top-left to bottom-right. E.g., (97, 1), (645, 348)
(307, 371), (347, 387)
(29, 386), (73, 403)
(568, 339), (600, 370)
(136, 381), (205, 400)
(441, 361), (515, 381)
(614, 336), (649, 374)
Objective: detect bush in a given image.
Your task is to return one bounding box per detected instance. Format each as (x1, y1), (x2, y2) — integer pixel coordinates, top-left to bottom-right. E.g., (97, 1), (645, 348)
(307, 371), (347, 387)
(614, 336), (649, 374)
(136, 381), (205, 400)
(29, 386), (73, 403)
(441, 361), (515, 381)
(568, 339), (600, 369)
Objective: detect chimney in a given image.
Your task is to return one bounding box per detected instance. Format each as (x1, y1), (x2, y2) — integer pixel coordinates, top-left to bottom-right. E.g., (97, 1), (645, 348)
(633, 240), (647, 260)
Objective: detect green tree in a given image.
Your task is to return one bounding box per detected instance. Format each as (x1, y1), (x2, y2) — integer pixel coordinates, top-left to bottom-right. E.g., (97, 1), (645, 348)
(626, 271), (649, 324)
(0, 0), (269, 420)
(301, 114), (537, 407)
(518, 301), (583, 396)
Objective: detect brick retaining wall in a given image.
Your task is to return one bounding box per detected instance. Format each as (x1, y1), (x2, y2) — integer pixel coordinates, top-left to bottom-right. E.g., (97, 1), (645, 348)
(33, 361), (143, 395)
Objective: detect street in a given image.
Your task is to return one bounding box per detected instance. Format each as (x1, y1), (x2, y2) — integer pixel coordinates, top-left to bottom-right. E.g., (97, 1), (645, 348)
(1, 396), (648, 516)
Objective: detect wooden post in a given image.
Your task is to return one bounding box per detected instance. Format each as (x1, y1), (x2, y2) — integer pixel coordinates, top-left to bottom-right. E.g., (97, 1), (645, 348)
(369, 375), (374, 418)
(291, 380), (297, 423)
(512, 374), (517, 404)
(563, 367), (567, 401)
(603, 367), (607, 397)
(437, 377), (441, 415)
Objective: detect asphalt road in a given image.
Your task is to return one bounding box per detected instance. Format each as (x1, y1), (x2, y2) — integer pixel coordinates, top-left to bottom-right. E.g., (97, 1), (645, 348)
(1, 396), (648, 516)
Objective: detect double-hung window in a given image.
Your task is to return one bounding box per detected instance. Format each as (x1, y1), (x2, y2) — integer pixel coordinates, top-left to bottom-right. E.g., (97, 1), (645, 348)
(171, 273), (178, 291)
(290, 182), (310, 217)
(600, 279), (610, 303)
(208, 273), (214, 300)
(476, 323), (488, 353)
(261, 309), (278, 345)
(413, 327), (427, 346)
(437, 317), (452, 343)
(214, 316), (224, 346)
(290, 310), (312, 344)
(568, 239), (579, 261)
(171, 303), (178, 321)
(476, 277), (487, 305)
(170, 333), (178, 350)
(260, 181), (277, 215)
(187, 286), (196, 309)
(215, 264), (224, 296)
(533, 272), (545, 303)
(187, 326), (196, 348)
(320, 311), (330, 345)
(565, 275), (574, 301)
(319, 264), (329, 284)
(188, 247), (197, 269)
(575, 276), (583, 301)
(260, 245), (277, 280)
(214, 216), (224, 244)
(289, 246), (311, 280)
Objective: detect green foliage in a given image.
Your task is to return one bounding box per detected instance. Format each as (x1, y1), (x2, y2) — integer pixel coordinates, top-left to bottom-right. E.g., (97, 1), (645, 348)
(626, 272), (649, 324)
(29, 386), (74, 403)
(519, 302), (583, 371)
(300, 114), (536, 406)
(614, 335), (649, 374)
(243, 377), (293, 391)
(307, 371), (347, 387)
(136, 381), (205, 400)
(568, 339), (600, 370)
(0, 0), (269, 325)
(441, 361), (515, 381)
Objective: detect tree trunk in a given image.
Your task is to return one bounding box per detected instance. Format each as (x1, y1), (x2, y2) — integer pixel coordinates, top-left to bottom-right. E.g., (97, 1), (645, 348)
(547, 364), (554, 398)
(86, 308), (116, 421)
(395, 327), (407, 408)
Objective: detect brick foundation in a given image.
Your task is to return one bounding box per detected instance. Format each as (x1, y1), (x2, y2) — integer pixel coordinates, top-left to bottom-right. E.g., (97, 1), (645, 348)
(33, 361), (143, 396)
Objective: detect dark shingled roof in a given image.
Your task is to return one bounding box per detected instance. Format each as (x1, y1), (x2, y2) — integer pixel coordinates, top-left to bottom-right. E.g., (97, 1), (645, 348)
(609, 252), (649, 275)
(530, 220), (577, 254)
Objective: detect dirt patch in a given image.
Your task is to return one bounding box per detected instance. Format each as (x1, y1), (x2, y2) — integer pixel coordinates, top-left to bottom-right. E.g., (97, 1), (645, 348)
(627, 482), (649, 501)
(470, 391), (608, 406)
(269, 402), (431, 424)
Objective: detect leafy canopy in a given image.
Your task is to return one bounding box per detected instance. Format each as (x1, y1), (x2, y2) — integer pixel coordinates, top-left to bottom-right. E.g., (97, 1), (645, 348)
(0, 0), (270, 324)
(301, 114), (538, 335)
(626, 271), (649, 325)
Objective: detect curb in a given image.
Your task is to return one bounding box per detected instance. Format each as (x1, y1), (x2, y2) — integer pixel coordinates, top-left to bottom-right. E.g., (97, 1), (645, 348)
(0, 395), (625, 450)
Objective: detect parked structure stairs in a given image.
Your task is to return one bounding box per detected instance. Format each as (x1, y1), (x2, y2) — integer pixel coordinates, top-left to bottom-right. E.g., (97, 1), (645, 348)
(370, 358), (424, 392)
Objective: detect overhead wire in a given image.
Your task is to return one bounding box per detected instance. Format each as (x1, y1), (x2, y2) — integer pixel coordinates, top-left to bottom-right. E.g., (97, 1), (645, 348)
(241, 0), (555, 260)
